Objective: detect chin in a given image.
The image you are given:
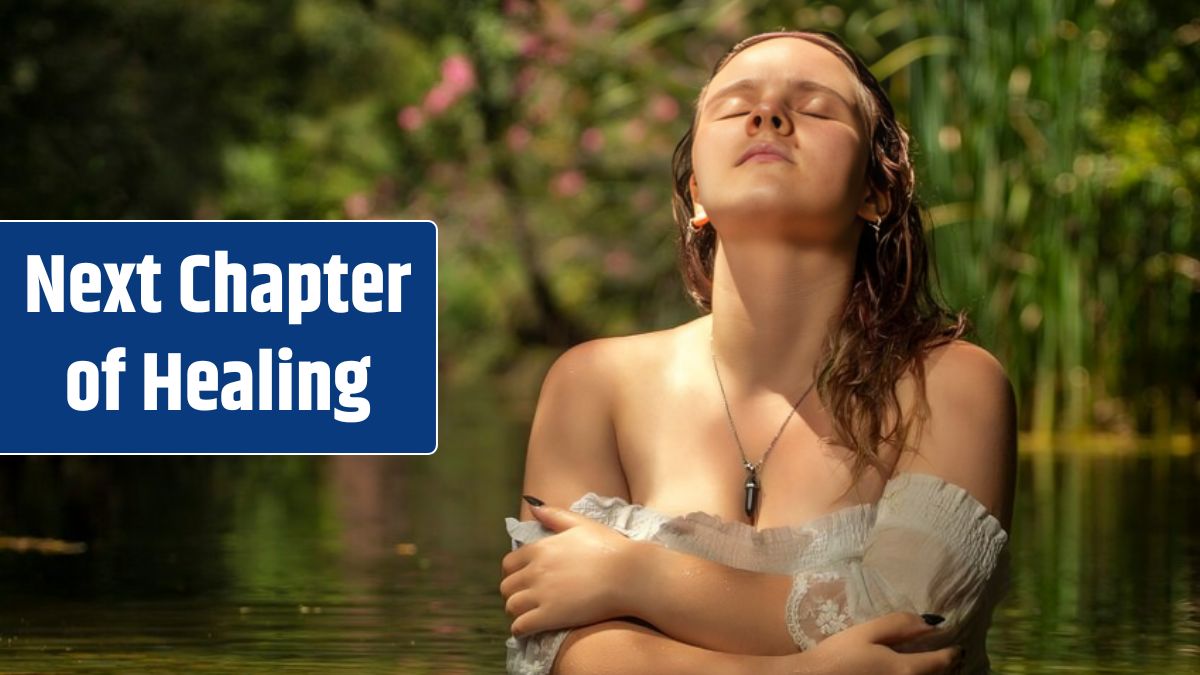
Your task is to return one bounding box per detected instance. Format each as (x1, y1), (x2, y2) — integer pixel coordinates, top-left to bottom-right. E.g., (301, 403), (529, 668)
(713, 195), (829, 223)
(712, 205), (850, 244)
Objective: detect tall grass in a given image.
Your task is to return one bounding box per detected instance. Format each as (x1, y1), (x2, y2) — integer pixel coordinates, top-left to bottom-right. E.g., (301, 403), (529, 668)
(859, 0), (1194, 434)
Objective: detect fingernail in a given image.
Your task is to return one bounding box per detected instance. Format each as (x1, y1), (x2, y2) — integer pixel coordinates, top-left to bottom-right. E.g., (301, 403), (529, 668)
(523, 495), (545, 507)
(921, 613), (945, 626)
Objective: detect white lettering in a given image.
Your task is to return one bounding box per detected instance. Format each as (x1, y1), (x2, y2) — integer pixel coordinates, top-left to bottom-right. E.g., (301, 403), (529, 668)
(180, 255), (210, 313)
(70, 262), (102, 312)
(66, 360), (99, 411)
(27, 255), (64, 312)
(100, 347), (126, 411)
(144, 352), (182, 411)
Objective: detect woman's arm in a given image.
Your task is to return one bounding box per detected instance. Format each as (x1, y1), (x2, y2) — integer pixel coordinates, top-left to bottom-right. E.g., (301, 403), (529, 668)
(554, 614), (964, 675)
(619, 344), (1017, 653)
(509, 341), (815, 671)
(553, 620), (783, 675)
(507, 340), (653, 673)
(516, 340), (631, 518)
(512, 342), (1016, 657)
(613, 344), (1015, 653)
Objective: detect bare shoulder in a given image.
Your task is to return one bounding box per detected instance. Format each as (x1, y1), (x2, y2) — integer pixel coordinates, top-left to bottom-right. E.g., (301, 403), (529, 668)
(895, 339), (1018, 529)
(520, 325), (686, 517)
(540, 326), (678, 401)
(922, 340), (1015, 415)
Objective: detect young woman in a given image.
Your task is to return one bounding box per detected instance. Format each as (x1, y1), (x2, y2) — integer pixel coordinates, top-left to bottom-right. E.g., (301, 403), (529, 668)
(500, 30), (1016, 675)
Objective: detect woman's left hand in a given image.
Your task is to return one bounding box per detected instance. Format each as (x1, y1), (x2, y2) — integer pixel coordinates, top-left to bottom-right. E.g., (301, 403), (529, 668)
(500, 502), (642, 637)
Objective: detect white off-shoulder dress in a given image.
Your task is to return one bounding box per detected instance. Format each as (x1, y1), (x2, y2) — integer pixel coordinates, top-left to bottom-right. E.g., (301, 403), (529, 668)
(505, 471), (1011, 675)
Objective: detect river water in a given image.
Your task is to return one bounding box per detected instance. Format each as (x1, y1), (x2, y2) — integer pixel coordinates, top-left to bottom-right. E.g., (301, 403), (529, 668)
(0, 386), (1196, 673)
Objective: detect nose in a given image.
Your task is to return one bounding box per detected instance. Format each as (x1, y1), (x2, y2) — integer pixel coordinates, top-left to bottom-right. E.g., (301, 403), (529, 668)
(746, 101), (793, 136)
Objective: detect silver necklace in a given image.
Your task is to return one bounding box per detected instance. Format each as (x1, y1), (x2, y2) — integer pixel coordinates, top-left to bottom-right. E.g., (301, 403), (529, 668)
(710, 338), (817, 522)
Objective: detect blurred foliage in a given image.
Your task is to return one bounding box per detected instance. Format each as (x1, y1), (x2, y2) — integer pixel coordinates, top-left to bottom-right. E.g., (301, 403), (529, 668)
(1, 0), (1196, 433)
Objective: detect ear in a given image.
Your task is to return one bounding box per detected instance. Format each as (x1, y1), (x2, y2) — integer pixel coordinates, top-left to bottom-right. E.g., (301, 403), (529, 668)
(689, 174), (702, 205)
(856, 182), (891, 223)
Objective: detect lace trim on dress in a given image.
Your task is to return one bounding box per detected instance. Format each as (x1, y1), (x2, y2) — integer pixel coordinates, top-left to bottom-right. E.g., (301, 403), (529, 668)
(782, 472), (1011, 674)
(785, 567), (855, 650)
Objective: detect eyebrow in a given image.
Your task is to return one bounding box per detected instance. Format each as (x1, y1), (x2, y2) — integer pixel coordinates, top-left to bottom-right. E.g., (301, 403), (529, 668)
(703, 77), (855, 112)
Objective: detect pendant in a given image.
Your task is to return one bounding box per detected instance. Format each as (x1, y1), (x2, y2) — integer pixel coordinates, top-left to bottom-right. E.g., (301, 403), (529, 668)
(744, 469), (760, 521)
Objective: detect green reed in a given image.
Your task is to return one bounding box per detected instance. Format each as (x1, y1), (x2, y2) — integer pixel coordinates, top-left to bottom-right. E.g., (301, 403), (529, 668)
(856, 0), (1195, 434)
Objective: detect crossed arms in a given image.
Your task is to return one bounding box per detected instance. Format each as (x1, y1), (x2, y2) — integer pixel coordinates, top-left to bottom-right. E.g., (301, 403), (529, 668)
(504, 339), (1016, 673)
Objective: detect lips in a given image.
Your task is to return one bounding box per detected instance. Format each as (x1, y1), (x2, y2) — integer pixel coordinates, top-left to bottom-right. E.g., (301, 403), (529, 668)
(736, 142), (794, 166)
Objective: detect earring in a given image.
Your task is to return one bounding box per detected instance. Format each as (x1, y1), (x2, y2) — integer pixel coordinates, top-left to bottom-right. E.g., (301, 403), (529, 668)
(690, 204), (710, 230)
(870, 216), (881, 235)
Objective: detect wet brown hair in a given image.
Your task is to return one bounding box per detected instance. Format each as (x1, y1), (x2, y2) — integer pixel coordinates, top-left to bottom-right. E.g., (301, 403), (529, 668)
(671, 30), (969, 480)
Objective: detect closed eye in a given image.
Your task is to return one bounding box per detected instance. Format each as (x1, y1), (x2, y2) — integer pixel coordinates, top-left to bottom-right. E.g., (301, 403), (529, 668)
(721, 110), (829, 121)
(790, 105), (829, 120)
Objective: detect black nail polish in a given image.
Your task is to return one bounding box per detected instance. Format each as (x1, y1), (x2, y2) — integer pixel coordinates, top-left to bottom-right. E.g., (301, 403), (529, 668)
(921, 613), (945, 626)
(522, 495), (545, 507)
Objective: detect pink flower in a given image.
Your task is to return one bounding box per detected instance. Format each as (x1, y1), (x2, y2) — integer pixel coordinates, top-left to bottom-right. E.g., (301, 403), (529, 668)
(344, 193), (371, 219)
(552, 169), (586, 197)
(649, 94), (679, 122)
(397, 106), (424, 131)
(621, 0), (645, 13)
(440, 54), (476, 95)
(519, 34), (543, 59)
(622, 118), (647, 144)
(545, 44), (569, 65)
(506, 125), (532, 152)
(590, 11), (617, 31)
(631, 187), (655, 212)
(514, 66), (537, 96)
(423, 84), (457, 115)
(604, 248), (635, 279)
(580, 127), (604, 153)
(503, 0), (530, 15)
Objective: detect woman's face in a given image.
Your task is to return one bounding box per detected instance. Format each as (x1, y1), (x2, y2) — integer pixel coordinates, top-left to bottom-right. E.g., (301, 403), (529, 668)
(691, 37), (875, 244)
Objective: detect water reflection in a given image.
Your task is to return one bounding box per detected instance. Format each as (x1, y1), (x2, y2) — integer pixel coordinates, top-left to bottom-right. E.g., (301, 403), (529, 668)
(991, 446), (1200, 672)
(0, 391), (1196, 673)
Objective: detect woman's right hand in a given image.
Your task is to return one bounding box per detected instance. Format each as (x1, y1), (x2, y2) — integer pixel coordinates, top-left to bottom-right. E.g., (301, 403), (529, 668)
(771, 612), (963, 675)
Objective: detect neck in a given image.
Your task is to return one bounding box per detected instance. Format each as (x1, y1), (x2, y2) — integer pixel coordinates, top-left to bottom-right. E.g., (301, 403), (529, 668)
(707, 237), (855, 397)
